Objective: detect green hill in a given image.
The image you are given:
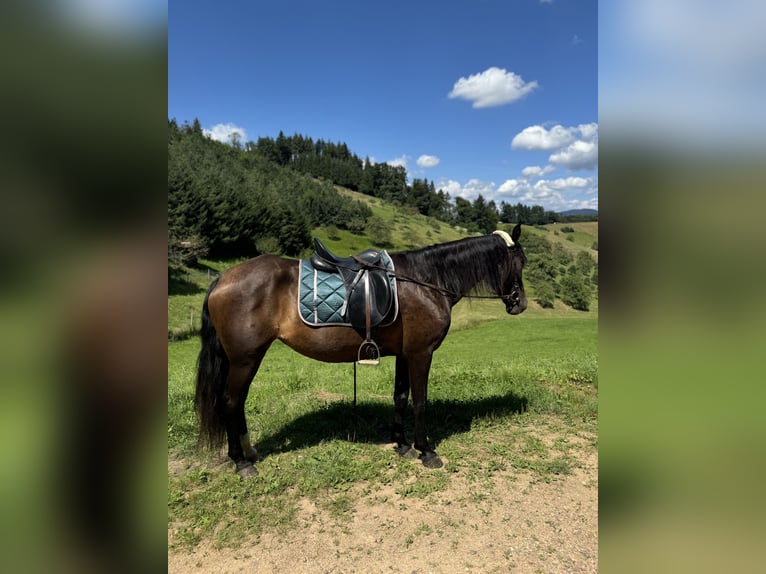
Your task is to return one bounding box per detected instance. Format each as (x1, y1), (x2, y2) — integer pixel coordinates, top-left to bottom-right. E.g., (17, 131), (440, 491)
(310, 186), (470, 255)
(523, 221), (598, 262)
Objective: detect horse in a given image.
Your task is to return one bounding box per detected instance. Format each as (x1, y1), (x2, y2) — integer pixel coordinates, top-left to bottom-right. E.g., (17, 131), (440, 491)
(194, 224), (527, 478)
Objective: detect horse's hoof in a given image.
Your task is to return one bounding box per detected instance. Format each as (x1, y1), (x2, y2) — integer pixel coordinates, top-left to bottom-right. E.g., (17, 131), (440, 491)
(420, 452), (443, 469)
(246, 450), (264, 463)
(235, 463), (258, 480)
(396, 444), (418, 458)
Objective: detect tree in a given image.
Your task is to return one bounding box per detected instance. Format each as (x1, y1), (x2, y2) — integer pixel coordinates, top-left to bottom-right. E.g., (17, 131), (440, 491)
(168, 120), (374, 260)
(575, 251), (595, 276)
(551, 244), (573, 268)
(559, 273), (593, 311)
(365, 216), (392, 247)
(275, 206), (310, 256)
(534, 281), (556, 309)
(454, 197), (475, 231)
(326, 225), (340, 240)
(469, 195), (499, 234)
(499, 201), (516, 223)
(472, 195), (488, 229)
(168, 233), (208, 267)
(191, 117), (203, 135)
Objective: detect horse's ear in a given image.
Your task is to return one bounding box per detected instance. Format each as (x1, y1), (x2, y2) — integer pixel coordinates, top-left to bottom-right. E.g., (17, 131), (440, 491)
(511, 223), (521, 243)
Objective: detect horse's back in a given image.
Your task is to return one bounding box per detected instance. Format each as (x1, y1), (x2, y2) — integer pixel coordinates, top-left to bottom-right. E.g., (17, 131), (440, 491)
(212, 254), (296, 297)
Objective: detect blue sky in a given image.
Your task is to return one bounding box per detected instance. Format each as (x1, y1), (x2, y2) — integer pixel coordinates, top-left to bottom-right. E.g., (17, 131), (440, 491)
(169, 0), (597, 212)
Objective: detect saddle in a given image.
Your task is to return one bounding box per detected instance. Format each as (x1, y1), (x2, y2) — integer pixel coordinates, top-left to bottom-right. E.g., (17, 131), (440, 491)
(309, 238), (397, 364)
(310, 240), (382, 275)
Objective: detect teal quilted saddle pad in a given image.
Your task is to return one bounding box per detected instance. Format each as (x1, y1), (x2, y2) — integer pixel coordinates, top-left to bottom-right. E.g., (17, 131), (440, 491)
(298, 250), (398, 327)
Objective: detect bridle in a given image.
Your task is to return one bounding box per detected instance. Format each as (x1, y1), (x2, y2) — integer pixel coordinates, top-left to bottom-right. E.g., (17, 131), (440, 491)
(492, 230), (524, 309)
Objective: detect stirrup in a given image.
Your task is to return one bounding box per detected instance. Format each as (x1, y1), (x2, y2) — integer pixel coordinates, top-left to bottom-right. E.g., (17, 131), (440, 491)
(357, 340), (380, 366)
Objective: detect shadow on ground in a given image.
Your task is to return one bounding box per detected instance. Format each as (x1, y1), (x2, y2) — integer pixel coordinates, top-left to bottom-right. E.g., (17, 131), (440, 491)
(255, 392), (528, 456)
(168, 266), (205, 295)
(168, 262), (221, 296)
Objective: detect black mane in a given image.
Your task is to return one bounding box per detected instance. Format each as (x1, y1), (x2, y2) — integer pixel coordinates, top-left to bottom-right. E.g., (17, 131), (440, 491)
(394, 235), (511, 298)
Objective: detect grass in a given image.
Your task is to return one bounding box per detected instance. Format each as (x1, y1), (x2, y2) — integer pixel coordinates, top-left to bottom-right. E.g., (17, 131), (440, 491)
(168, 310), (597, 549)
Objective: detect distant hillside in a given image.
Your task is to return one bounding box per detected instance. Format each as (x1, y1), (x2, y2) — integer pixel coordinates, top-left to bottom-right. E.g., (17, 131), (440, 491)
(558, 209), (598, 217)
(169, 118), (597, 265)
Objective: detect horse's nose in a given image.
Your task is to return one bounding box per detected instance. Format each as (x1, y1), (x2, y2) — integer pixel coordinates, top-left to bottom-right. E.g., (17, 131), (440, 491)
(511, 290), (520, 303)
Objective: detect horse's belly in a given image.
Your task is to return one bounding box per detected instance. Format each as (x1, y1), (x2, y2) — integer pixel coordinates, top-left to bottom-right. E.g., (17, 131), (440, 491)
(278, 321), (398, 363)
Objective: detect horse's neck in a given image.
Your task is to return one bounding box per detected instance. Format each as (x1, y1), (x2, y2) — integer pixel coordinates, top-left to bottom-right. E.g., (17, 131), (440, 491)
(397, 240), (493, 299)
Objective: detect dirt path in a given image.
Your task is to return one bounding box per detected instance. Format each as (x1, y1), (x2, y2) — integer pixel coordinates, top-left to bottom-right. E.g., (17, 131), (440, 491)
(169, 439), (596, 573)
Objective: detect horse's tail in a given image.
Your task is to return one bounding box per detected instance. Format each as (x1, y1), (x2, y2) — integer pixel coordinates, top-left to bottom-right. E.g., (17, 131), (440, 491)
(194, 276), (228, 449)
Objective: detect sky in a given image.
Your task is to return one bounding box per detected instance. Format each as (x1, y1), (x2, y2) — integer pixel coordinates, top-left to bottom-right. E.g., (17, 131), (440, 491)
(169, 0), (597, 212)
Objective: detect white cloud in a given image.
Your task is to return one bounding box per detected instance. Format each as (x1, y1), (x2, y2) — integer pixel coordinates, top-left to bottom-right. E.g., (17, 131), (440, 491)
(497, 179), (524, 195)
(448, 67), (538, 108)
(435, 178), (495, 200)
(433, 122), (598, 210)
(549, 140), (598, 170)
(387, 155), (409, 169)
(437, 173), (598, 213)
(511, 123), (597, 150)
(416, 154), (440, 168)
(521, 165), (555, 179)
(511, 122), (598, 171)
(204, 122), (247, 145)
(435, 178), (462, 197)
(460, 179), (496, 199)
(496, 175), (598, 212)
(543, 176), (591, 190)
(576, 122), (598, 140)
(511, 124), (573, 150)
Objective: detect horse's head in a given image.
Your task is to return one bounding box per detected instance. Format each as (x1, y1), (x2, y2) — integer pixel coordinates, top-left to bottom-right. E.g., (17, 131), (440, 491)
(494, 224), (528, 315)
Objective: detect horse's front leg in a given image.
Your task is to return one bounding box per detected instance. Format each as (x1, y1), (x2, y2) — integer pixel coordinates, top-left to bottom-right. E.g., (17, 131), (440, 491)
(409, 353), (443, 468)
(392, 356), (416, 458)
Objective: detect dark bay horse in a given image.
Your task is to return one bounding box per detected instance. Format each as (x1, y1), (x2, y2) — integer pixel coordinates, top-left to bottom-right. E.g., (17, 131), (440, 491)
(195, 225), (527, 477)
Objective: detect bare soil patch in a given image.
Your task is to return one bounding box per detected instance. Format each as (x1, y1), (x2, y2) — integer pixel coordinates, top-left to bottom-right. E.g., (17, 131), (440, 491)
(169, 430), (597, 573)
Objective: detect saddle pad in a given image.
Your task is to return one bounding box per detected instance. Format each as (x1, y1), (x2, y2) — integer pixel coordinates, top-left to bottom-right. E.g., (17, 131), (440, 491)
(298, 250), (398, 327)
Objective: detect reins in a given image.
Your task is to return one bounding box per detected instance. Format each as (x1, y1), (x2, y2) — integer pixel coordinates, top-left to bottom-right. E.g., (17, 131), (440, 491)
(350, 255), (513, 302)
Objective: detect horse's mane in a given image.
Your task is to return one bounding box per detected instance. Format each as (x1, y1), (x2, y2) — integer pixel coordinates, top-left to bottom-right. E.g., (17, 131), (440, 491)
(394, 235), (510, 298)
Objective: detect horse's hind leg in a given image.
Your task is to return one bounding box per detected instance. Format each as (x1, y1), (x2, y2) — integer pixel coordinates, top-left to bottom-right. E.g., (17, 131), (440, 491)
(222, 351), (268, 478)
